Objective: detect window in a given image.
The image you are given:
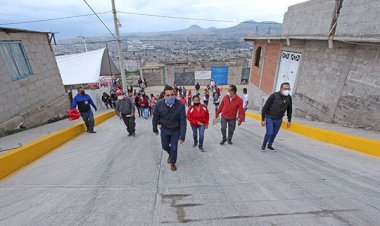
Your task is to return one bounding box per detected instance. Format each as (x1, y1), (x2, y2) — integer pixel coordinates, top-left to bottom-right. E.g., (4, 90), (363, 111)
(254, 47), (262, 67)
(0, 41), (33, 80)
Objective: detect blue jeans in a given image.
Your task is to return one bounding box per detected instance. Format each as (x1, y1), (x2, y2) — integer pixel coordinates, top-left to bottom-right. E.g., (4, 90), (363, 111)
(160, 128), (180, 163)
(80, 110), (95, 132)
(142, 108), (149, 118)
(263, 117), (282, 147)
(191, 125), (205, 148)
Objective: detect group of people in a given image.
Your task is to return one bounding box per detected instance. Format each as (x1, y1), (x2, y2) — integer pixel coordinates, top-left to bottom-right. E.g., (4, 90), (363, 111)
(72, 82), (293, 172)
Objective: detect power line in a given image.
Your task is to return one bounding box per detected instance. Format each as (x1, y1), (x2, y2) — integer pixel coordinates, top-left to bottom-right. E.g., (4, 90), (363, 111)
(0, 11), (111, 26)
(118, 11), (280, 25)
(83, 0), (115, 39)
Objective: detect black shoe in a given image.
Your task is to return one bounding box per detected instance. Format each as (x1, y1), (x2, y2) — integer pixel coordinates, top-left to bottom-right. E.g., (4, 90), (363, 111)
(261, 144), (266, 151)
(227, 140), (233, 145)
(128, 133), (132, 137)
(220, 140), (227, 145)
(268, 146), (277, 152)
(193, 143), (197, 147)
(88, 131), (96, 134)
(199, 147), (205, 152)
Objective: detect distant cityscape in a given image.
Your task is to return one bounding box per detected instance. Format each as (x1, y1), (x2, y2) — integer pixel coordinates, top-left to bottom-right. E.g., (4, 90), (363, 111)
(53, 21), (282, 70)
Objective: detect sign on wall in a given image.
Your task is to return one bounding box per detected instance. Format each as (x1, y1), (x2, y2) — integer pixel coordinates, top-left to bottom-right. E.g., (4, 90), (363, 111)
(194, 71), (212, 80)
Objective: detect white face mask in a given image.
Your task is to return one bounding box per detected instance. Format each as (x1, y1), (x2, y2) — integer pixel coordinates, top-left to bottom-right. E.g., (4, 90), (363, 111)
(118, 96), (124, 100)
(282, 90), (290, 96)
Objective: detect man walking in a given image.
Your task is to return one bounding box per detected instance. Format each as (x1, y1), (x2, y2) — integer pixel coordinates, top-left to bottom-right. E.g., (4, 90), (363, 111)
(261, 82), (293, 152)
(72, 87), (97, 133)
(215, 85), (244, 145)
(115, 89), (136, 137)
(153, 85), (187, 171)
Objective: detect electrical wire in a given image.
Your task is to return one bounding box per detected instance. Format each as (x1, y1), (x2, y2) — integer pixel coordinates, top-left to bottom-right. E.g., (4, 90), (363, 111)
(83, 0), (115, 39)
(0, 11), (111, 26)
(118, 11), (280, 25)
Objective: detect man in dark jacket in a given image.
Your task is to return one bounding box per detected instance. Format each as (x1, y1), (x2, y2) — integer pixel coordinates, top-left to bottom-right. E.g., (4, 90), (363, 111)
(153, 85), (187, 171)
(101, 92), (113, 109)
(115, 89), (136, 137)
(261, 82), (293, 152)
(72, 87), (97, 133)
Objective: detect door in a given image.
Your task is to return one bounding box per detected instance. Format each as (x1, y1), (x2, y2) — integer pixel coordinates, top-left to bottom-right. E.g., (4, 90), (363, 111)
(275, 51), (301, 94)
(175, 72), (195, 85)
(211, 66), (228, 85)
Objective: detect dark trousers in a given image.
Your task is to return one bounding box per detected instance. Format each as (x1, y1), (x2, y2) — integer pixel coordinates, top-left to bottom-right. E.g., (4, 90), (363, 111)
(104, 101), (113, 109)
(214, 104), (219, 113)
(160, 128), (180, 164)
(121, 114), (136, 135)
(80, 110), (95, 132)
(191, 125), (205, 148)
(136, 106), (142, 117)
(221, 116), (236, 142)
(263, 117), (282, 147)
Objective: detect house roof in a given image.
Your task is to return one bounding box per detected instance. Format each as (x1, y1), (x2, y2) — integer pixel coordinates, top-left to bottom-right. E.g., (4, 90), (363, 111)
(243, 35), (380, 44)
(0, 27), (50, 34)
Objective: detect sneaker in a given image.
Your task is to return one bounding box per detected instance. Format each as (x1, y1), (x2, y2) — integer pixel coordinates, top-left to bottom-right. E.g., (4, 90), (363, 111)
(88, 131), (96, 134)
(268, 146), (277, 152)
(261, 144), (266, 152)
(128, 133), (132, 137)
(220, 140), (227, 145)
(193, 143), (198, 148)
(199, 147), (205, 152)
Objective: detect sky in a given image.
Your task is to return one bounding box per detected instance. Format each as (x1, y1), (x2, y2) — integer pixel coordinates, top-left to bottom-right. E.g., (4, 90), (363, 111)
(0, 0), (307, 39)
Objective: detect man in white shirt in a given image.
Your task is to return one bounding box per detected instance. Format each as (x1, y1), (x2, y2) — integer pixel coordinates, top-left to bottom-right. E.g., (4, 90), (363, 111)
(242, 88), (249, 122)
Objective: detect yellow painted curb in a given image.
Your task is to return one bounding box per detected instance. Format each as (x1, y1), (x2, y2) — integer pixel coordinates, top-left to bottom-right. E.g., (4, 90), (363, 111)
(246, 112), (380, 158)
(0, 110), (115, 180)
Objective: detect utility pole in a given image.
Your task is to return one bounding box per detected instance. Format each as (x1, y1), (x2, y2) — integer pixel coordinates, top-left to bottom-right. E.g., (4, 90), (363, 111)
(111, 0), (127, 91)
(78, 36), (87, 52)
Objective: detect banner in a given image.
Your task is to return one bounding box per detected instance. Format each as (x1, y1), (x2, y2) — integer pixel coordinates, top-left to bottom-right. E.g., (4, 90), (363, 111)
(194, 71), (211, 80)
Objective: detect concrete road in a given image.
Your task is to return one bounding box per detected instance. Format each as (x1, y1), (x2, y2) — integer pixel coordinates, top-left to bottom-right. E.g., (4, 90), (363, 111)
(1, 113), (379, 226)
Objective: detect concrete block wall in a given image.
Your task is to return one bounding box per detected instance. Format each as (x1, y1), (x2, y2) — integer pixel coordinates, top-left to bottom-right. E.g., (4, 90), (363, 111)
(334, 45), (380, 130)
(335, 0), (380, 39)
(293, 40), (380, 131)
(282, 0), (336, 36)
(292, 41), (354, 122)
(0, 31), (69, 134)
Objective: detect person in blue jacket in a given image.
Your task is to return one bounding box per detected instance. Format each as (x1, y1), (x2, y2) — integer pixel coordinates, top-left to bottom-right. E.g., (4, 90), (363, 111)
(72, 87), (97, 133)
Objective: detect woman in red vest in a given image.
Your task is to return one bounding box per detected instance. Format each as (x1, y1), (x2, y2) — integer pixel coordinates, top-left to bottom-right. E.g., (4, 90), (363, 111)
(187, 95), (209, 152)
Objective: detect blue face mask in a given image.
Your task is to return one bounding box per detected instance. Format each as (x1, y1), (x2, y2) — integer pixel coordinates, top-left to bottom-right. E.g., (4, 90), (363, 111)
(165, 96), (176, 106)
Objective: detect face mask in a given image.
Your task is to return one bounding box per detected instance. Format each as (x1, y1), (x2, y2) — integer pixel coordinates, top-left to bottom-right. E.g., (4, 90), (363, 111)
(193, 102), (200, 106)
(282, 90), (290, 96)
(118, 96), (124, 100)
(165, 96), (176, 106)
(80, 91), (85, 95)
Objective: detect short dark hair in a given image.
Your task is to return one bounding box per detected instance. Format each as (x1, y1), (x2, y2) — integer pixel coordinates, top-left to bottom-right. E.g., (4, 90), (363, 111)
(243, 88), (247, 93)
(163, 85), (174, 92)
(281, 82), (290, 89)
(193, 95), (200, 100)
(229, 85), (237, 94)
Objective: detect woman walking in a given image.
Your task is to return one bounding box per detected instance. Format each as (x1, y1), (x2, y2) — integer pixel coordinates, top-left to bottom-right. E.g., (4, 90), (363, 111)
(187, 95), (209, 152)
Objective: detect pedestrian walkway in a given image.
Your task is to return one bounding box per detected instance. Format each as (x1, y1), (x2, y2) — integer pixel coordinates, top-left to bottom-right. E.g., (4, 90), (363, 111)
(0, 113), (379, 225)
(0, 110), (110, 154)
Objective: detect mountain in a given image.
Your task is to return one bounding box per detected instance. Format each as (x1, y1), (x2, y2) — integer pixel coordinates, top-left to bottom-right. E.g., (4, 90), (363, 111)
(124, 20), (282, 37)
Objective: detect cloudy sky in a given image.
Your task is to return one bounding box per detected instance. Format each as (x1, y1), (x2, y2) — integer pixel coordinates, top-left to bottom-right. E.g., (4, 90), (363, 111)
(0, 0), (307, 39)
